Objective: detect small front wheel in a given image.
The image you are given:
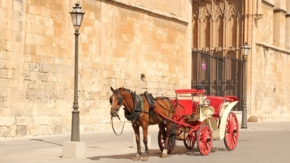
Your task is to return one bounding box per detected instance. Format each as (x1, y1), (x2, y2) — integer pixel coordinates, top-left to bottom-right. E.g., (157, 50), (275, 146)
(224, 112), (239, 150)
(158, 130), (175, 154)
(197, 124), (212, 155)
(183, 132), (196, 150)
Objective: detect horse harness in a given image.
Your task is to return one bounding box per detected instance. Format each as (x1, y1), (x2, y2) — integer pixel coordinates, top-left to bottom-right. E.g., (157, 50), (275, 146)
(124, 91), (173, 124)
(124, 91), (153, 122)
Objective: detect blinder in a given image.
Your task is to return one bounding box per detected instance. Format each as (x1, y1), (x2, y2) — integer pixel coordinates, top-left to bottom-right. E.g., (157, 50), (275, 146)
(117, 96), (123, 105)
(110, 89), (124, 115)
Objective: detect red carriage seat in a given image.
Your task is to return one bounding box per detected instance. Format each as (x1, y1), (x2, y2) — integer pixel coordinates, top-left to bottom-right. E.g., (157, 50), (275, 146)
(205, 96), (225, 119)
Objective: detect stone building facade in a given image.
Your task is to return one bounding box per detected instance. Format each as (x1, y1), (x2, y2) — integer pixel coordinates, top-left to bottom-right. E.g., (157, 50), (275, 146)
(191, 0), (290, 122)
(247, 0), (290, 121)
(0, 0), (192, 137)
(1, 0), (290, 138)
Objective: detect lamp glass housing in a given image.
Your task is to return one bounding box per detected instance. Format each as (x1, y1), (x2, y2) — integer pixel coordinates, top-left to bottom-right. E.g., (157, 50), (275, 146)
(70, 2), (85, 31)
(242, 42), (250, 56)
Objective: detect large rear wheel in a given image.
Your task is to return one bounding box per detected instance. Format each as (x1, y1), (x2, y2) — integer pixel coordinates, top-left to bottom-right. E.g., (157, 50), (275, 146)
(224, 112), (239, 150)
(197, 124), (212, 155)
(158, 130), (175, 154)
(183, 132), (196, 150)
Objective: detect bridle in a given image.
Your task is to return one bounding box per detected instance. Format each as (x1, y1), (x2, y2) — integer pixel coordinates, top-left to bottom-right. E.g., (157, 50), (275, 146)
(110, 90), (124, 116)
(110, 89), (127, 136)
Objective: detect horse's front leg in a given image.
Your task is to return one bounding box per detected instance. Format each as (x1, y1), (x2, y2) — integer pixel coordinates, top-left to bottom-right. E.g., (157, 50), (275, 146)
(141, 125), (149, 161)
(132, 123), (141, 161)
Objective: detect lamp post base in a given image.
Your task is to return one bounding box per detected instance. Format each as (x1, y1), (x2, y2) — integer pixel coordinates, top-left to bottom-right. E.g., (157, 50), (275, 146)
(241, 104), (248, 129)
(241, 126), (248, 129)
(62, 141), (85, 158)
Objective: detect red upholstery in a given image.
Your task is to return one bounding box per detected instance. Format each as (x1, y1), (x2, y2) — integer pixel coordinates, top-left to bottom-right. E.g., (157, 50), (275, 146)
(206, 96), (225, 118)
(172, 100), (199, 116)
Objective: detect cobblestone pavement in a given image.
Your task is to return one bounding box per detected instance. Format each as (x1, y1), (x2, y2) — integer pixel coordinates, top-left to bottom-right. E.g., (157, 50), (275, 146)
(0, 122), (290, 163)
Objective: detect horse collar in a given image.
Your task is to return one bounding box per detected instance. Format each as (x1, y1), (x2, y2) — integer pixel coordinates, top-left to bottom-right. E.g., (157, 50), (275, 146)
(124, 92), (145, 122)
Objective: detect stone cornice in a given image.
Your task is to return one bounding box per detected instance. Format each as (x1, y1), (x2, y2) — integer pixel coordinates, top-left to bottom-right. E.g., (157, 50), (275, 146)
(262, 0), (275, 8)
(256, 42), (290, 54)
(96, 0), (188, 25)
(274, 8), (287, 14)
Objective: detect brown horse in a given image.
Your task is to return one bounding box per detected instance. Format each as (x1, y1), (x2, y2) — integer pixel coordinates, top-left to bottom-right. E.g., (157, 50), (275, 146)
(109, 87), (175, 161)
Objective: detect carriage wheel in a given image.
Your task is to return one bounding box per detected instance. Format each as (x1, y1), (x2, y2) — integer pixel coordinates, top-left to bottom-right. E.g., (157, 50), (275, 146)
(158, 130), (175, 154)
(224, 112), (239, 151)
(197, 124), (212, 155)
(183, 132), (196, 150)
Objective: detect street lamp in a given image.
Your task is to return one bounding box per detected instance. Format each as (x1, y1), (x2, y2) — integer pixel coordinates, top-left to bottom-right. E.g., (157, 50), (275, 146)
(242, 42), (250, 56)
(69, 2), (85, 142)
(241, 42), (250, 129)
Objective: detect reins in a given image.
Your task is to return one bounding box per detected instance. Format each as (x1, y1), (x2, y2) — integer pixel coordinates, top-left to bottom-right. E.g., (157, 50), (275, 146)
(152, 98), (175, 122)
(110, 115), (126, 136)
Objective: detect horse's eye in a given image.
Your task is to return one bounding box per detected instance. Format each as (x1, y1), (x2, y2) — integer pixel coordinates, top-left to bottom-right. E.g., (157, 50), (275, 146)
(109, 97), (112, 104)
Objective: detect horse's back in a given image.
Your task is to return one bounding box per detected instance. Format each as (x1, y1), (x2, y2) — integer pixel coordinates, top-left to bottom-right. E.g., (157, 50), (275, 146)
(154, 96), (175, 118)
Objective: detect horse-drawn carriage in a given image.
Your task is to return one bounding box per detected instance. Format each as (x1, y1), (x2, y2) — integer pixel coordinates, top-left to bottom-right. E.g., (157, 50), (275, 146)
(157, 87), (239, 155)
(110, 85), (239, 161)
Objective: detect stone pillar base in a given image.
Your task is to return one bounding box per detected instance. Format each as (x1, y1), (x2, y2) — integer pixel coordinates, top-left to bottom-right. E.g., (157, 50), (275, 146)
(62, 141), (85, 158)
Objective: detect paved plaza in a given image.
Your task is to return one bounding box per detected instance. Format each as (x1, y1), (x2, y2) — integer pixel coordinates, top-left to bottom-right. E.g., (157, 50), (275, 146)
(0, 122), (290, 163)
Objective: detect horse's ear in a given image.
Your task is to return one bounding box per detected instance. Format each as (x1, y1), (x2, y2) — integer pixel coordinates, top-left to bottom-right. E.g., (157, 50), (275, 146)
(110, 86), (115, 92)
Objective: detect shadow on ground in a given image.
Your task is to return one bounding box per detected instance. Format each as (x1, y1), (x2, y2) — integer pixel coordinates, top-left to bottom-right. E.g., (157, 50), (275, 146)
(87, 145), (227, 161)
(30, 139), (62, 146)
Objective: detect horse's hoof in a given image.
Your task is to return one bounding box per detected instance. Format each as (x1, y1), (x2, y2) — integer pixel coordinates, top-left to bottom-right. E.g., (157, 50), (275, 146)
(161, 154), (167, 158)
(132, 156), (141, 161)
(141, 156), (149, 161)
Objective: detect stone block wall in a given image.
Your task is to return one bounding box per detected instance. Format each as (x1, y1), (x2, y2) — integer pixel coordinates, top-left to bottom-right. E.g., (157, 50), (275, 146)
(0, 0), (192, 137)
(248, 0), (290, 122)
(251, 45), (290, 122)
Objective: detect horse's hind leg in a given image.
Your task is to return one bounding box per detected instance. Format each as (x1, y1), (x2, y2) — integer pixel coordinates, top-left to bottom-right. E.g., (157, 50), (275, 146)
(159, 123), (168, 158)
(132, 124), (141, 161)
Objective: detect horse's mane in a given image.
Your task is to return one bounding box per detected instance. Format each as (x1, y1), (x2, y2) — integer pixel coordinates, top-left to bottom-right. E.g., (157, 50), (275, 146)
(117, 87), (131, 93)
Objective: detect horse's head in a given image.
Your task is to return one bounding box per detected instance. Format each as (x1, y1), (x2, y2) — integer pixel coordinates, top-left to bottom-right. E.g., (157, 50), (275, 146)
(109, 87), (124, 118)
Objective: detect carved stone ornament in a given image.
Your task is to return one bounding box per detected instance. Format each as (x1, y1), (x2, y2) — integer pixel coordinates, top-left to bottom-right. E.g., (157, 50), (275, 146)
(223, 2), (237, 22)
(203, 47), (210, 52)
(195, 0), (238, 23)
(211, 5), (223, 22)
(198, 7), (210, 23)
(228, 46), (236, 51)
(215, 47), (223, 52)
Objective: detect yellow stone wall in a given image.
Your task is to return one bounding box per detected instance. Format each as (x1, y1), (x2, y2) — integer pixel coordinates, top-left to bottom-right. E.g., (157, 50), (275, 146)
(247, 0), (290, 122)
(0, 0), (192, 137)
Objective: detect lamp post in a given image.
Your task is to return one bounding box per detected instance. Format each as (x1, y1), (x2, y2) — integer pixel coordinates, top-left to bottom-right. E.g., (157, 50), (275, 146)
(69, 2), (85, 141)
(241, 42), (250, 129)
